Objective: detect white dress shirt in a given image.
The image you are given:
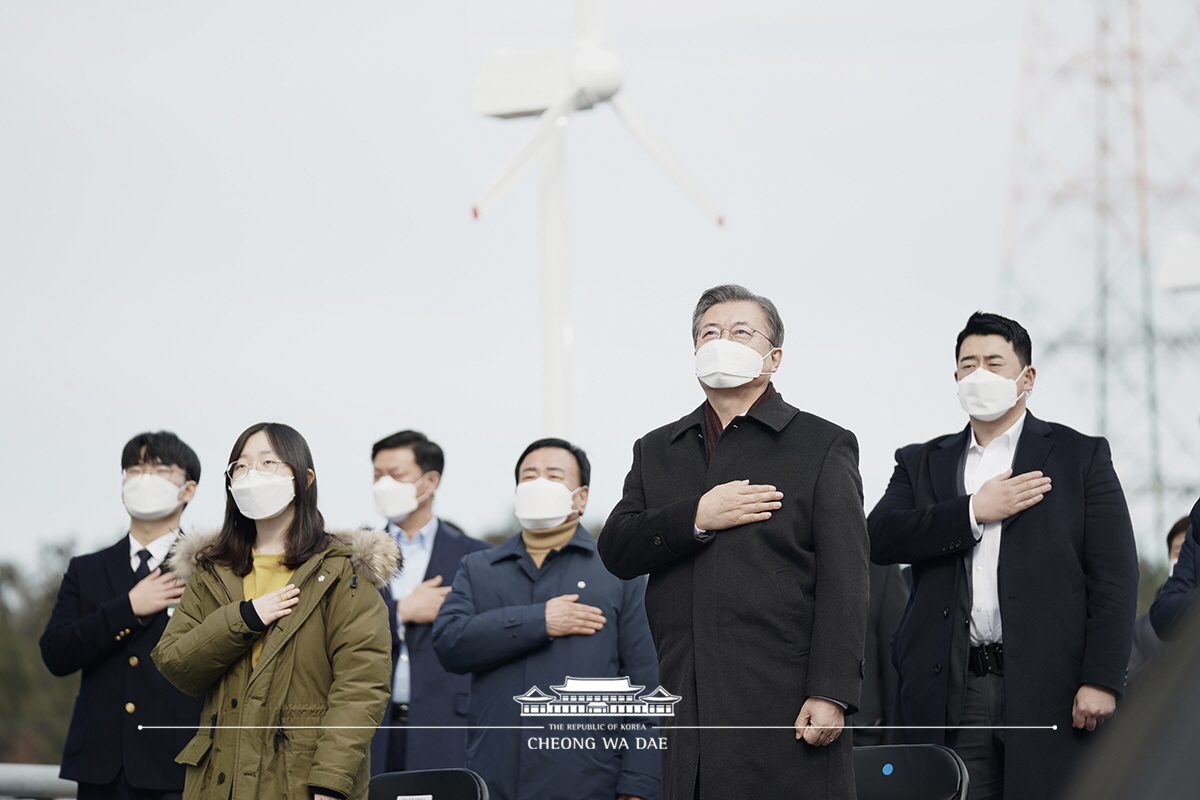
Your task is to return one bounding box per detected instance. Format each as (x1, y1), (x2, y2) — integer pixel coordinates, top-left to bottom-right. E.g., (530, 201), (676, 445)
(128, 529), (179, 573)
(387, 516), (438, 704)
(964, 411), (1027, 647)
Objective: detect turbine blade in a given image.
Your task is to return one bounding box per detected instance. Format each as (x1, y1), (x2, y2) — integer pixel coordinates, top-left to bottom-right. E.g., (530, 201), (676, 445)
(576, 0), (604, 46)
(609, 97), (724, 225)
(473, 91), (580, 219)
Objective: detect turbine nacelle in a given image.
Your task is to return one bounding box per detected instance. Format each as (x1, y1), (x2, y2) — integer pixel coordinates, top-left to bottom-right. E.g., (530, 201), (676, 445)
(471, 2), (722, 226)
(571, 44), (623, 109)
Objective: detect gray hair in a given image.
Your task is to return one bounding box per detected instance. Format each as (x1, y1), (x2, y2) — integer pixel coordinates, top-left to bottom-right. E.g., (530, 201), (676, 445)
(691, 284), (785, 347)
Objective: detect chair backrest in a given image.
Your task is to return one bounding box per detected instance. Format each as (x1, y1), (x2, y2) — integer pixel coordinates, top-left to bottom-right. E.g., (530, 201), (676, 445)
(853, 744), (969, 800)
(368, 768), (489, 800)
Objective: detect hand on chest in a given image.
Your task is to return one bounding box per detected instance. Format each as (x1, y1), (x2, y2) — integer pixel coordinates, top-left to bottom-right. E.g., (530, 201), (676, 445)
(484, 556), (621, 619)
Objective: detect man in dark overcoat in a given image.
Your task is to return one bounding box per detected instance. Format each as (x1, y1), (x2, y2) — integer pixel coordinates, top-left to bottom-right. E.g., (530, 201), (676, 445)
(599, 284), (870, 800)
(868, 312), (1138, 800)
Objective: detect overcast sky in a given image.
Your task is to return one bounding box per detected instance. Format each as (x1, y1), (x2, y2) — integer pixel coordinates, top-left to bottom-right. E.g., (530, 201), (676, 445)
(2, 1), (1194, 576)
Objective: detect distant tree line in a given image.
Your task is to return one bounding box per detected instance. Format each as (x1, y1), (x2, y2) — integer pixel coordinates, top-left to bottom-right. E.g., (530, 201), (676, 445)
(0, 541), (79, 763)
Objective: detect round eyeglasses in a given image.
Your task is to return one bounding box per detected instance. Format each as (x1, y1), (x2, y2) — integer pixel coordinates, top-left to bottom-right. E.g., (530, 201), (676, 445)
(123, 464), (183, 480)
(226, 459), (288, 482)
(696, 325), (774, 347)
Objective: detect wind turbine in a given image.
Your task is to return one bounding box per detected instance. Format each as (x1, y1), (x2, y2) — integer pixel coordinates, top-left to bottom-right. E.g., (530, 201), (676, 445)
(472, 0), (723, 437)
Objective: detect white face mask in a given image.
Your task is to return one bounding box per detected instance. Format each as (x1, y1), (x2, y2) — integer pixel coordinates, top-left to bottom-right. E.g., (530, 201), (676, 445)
(695, 339), (774, 389)
(373, 473), (430, 522)
(122, 473), (186, 521)
(1168, 558), (1178, 577)
(229, 470), (296, 520)
(957, 365), (1029, 422)
(514, 477), (580, 531)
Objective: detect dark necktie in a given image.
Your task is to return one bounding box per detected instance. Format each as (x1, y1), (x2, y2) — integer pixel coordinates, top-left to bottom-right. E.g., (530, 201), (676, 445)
(133, 549), (152, 583)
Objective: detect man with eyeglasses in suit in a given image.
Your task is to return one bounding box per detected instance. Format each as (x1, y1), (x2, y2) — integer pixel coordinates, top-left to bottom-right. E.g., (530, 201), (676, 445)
(41, 431), (205, 800)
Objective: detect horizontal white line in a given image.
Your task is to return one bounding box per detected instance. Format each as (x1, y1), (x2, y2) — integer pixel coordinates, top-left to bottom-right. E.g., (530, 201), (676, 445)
(656, 725), (1058, 730)
(853, 725), (1058, 730)
(140, 724), (1058, 731)
(138, 726), (543, 730)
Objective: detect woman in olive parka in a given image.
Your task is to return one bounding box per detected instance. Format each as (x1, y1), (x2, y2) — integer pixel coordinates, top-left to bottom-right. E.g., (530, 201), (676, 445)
(153, 422), (399, 800)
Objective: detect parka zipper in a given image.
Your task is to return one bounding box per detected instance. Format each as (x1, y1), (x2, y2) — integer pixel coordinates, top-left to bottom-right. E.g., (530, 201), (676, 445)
(266, 554), (328, 753)
(266, 554), (329, 754)
(295, 556), (326, 593)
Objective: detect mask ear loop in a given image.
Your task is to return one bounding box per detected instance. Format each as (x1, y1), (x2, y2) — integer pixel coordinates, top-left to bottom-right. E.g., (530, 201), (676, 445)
(566, 485), (585, 518)
(1015, 365), (1032, 398)
(759, 346), (781, 376)
(411, 471), (436, 506)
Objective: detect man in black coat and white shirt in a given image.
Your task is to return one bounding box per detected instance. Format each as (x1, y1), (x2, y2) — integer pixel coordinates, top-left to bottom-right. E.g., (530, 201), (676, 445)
(40, 431), (204, 800)
(599, 284), (869, 800)
(868, 312), (1138, 800)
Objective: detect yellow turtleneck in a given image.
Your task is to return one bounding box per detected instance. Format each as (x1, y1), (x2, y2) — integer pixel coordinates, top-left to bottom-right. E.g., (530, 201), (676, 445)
(521, 519), (579, 568)
(243, 552), (296, 668)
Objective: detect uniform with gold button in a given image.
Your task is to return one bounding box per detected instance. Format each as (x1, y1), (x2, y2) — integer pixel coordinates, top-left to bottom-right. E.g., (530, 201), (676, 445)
(39, 532), (204, 795)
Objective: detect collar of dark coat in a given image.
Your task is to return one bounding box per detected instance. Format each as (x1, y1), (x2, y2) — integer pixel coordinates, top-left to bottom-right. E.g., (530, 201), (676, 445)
(669, 390), (798, 442)
(487, 525), (596, 564)
(166, 527), (400, 589)
(934, 412), (1051, 452)
(929, 413), (1053, 504)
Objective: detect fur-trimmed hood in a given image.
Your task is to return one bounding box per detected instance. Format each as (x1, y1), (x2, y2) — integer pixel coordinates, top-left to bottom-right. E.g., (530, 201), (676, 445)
(166, 527), (400, 588)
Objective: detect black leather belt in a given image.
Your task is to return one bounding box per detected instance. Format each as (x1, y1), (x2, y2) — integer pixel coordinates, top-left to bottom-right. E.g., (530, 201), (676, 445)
(968, 643), (1004, 677)
(390, 703), (409, 723)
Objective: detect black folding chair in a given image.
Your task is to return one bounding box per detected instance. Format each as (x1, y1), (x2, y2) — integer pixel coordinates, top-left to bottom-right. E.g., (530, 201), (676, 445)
(368, 768), (489, 800)
(854, 744), (969, 800)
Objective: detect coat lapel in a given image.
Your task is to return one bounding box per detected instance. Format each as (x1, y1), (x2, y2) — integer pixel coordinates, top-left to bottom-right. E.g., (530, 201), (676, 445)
(668, 403), (712, 494)
(929, 426), (971, 503)
(406, 522), (455, 650)
(102, 536), (135, 596)
(426, 522), (455, 582)
(1003, 414), (1054, 531)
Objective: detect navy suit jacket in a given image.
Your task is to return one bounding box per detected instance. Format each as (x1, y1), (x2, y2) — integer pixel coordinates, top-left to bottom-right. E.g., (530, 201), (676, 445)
(39, 536), (202, 790)
(370, 519), (491, 773)
(1150, 498), (1200, 640)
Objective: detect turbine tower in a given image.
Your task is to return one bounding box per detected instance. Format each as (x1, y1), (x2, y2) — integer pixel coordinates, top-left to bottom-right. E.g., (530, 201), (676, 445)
(472, 0), (723, 437)
(999, 0), (1200, 551)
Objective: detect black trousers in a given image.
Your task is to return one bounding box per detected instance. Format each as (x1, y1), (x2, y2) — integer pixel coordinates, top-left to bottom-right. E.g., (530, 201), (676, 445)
(384, 702), (409, 773)
(75, 769), (182, 800)
(945, 670), (1005, 800)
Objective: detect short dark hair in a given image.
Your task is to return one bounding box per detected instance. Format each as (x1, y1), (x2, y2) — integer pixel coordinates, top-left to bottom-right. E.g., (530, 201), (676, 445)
(514, 438), (591, 487)
(956, 311), (1033, 367)
(372, 430), (445, 475)
(1168, 516), (1191, 552)
(121, 431), (201, 484)
(692, 284), (785, 347)
(201, 423), (327, 576)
